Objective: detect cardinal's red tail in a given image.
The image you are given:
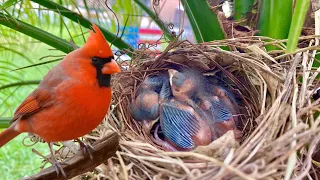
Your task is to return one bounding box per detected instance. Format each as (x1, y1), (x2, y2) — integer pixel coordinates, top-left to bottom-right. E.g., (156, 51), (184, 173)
(0, 127), (20, 147)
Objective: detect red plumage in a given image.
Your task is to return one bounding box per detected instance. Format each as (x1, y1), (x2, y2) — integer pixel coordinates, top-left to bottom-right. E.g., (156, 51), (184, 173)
(0, 23), (120, 157)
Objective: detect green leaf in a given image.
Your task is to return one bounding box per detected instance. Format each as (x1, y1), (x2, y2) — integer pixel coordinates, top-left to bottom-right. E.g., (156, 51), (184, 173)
(258, 0), (293, 50)
(0, 12), (76, 54)
(0, 0), (19, 9)
(0, 60), (21, 69)
(12, 58), (62, 71)
(0, 45), (33, 64)
(82, 0), (91, 19)
(0, 73), (22, 82)
(30, 0), (134, 52)
(257, 0), (270, 36)
(286, 0), (310, 53)
(181, 0), (225, 43)
(234, 0), (254, 20)
(0, 117), (11, 128)
(0, 80), (40, 91)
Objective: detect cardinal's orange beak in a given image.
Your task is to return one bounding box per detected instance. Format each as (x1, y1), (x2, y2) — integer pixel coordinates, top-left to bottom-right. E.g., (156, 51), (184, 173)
(102, 59), (120, 74)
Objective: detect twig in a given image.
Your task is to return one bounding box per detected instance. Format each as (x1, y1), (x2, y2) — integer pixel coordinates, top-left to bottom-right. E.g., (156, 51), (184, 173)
(24, 133), (119, 180)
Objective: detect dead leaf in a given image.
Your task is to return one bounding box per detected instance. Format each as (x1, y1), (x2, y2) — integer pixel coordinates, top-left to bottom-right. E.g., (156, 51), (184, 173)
(260, 71), (279, 103)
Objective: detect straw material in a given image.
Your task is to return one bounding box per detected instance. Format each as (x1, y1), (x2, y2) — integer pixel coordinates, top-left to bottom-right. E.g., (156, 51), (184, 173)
(79, 35), (320, 180)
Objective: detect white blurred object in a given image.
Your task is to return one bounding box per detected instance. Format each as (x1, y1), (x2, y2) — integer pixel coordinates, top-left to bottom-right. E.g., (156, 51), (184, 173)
(222, 0), (233, 18)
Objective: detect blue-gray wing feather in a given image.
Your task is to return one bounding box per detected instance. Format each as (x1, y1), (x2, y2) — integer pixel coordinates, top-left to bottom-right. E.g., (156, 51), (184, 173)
(160, 101), (199, 149)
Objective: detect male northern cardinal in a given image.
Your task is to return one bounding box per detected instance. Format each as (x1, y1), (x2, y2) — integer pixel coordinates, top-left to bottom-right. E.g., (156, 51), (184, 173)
(0, 23), (120, 177)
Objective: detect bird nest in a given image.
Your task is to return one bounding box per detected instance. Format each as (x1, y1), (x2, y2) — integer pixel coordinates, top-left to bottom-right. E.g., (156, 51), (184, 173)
(102, 36), (320, 179)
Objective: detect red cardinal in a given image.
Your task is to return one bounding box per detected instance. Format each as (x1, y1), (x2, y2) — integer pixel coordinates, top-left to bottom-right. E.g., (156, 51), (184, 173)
(0, 23), (120, 177)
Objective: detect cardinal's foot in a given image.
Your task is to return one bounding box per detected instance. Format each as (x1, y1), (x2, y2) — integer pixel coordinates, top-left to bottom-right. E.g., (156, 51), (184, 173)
(75, 138), (94, 160)
(48, 142), (67, 178)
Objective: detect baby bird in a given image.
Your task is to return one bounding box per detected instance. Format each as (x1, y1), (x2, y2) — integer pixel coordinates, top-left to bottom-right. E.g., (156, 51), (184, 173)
(155, 98), (212, 151)
(168, 68), (242, 141)
(130, 90), (160, 121)
(209, 85), (242, 140)
(150, 69), (212, 151)
(168, 68), (202, 104)
(130, 72), (171, 133)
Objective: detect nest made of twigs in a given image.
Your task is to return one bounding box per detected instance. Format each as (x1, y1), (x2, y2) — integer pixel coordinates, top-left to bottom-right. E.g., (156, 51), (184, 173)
(92, 35), (320, 180)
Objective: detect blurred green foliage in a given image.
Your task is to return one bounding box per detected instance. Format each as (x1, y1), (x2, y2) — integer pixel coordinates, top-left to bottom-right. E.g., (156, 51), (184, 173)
(0, 130), (50, 180)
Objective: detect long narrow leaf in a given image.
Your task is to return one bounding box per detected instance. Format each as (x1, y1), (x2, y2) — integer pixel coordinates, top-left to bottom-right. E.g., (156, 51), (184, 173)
(0, 73), (23, 81)
(0, 117), (11, 128)
(181, 0), (225, 43)
(268, 0), (293, 39)
(257, 0), (269, 36)
(12, 58), (62, 71)
(0, 80), (40, 91)
(258, 0), (293, 50)
(0, 60), (21, 69)
(0, 12), (75, 53)
(0, 45), (33, 64)
(0, 0), (19, 9)
(31, 0), (134, 52)
(286, 0), (310, 53)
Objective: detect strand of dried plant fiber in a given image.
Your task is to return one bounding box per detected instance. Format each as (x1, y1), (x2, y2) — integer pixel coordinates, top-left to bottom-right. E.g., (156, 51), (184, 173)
(299, 43), (314, 109)
(116, 151), (128, 180)
(231, 90), (285, 165)
(308, 9), (320, 85)
(119, 145), (188, 177)
(99, 35), (320, 180)
(295, 136), (320, 180)
(209, 149), (237, 179)
(162, 151), (254, 180)
(229, 52), (301, 173)
(284, 67), (298, 180)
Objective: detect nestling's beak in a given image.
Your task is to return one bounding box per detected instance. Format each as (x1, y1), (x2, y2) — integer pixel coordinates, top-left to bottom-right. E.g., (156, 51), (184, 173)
(102, 59), (121, 74)
(168, 69), (177, 86)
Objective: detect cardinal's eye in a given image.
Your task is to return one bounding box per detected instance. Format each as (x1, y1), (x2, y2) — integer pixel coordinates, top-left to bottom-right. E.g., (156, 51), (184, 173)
(92, 57), (99, 63)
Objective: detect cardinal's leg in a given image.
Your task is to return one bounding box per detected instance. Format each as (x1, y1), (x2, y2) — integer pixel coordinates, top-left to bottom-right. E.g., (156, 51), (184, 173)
(48, 142), (67, 178)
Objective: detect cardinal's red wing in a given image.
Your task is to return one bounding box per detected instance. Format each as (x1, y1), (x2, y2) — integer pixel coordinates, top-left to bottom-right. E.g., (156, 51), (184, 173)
(11, 88), (54, 123)
(10, 66), (66, 123)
